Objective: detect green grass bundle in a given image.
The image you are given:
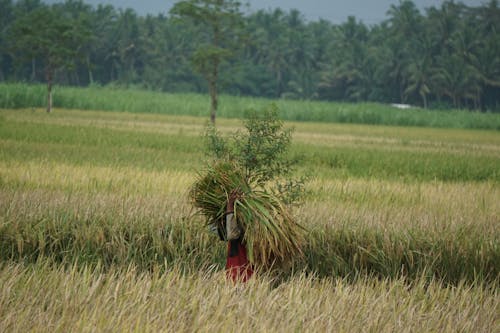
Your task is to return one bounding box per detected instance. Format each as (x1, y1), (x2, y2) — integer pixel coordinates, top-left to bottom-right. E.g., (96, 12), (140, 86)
(189, 161), (306, 267)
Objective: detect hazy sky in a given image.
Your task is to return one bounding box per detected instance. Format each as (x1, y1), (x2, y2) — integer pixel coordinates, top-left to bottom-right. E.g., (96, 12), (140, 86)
(44, 0), (487, 24)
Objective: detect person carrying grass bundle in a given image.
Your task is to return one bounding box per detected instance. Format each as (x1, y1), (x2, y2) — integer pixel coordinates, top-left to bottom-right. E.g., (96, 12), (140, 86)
(190, 105), (307, 283)
(224, 189), (253, 283)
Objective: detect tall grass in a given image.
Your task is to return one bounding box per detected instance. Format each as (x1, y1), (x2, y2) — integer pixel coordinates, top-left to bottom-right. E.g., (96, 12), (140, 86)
(1, 261), (497, 332)
(0, 186), (497, 284)
(1, 83), (500, 129)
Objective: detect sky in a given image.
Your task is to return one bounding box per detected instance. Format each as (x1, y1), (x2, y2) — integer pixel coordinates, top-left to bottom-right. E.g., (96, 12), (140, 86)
(44, 0), (488, 24)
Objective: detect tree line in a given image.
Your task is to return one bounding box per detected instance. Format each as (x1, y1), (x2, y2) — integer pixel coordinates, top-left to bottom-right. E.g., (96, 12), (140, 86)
(1, 0), (499, 112)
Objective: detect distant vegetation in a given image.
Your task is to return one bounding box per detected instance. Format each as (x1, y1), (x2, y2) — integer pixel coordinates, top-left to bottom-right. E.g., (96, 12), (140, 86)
(1, 83), (500, 130)
(1, 0), (499, 111)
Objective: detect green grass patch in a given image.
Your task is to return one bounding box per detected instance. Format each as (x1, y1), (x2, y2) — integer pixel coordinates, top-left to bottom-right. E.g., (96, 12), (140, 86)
(1, 83), (499, 129)
(1, 114), (498, 182)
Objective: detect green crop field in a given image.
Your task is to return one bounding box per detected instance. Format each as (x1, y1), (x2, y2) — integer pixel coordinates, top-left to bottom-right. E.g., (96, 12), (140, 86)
(2, 83), (500, 129)
(0, 103), (499, 332)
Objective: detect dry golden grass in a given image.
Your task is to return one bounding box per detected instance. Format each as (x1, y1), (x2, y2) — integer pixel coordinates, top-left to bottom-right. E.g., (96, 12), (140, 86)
(0, 160), (194, 196)
(1, 160), (498, 235)
(0, 262), (497, 333)
(303, 178), (499, 234)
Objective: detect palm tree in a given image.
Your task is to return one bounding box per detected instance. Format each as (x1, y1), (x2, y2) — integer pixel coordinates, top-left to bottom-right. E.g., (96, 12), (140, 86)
(404, 30), (435, 108)
(386, 0), (423, 103)
(318, 16), (372, 101)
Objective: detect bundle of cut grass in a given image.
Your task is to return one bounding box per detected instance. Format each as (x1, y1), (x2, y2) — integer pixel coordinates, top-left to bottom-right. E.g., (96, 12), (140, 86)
(189, 161), (306, 267)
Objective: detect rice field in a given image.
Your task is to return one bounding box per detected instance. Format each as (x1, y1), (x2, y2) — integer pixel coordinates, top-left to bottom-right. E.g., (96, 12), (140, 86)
(1, 263), (497, 332)
(0, 107), (499, 332)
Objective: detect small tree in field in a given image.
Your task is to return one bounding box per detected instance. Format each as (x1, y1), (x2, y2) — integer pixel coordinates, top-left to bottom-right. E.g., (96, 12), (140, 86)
(170, 0), (244, 125)
(205, 104), (306, 205)
(9, 6), (89, 113)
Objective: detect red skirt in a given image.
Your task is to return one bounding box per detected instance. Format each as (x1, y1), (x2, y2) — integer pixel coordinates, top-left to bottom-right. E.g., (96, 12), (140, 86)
(226, 241), (253, 283)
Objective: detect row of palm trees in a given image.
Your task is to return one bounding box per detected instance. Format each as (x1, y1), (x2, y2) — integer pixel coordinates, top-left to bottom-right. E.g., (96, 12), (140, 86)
(1, 0), (499, 110)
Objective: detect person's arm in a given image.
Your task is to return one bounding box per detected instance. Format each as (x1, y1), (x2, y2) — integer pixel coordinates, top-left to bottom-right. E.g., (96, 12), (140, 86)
(226, 189), (242, 241)
(226, 190), (237, 214)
